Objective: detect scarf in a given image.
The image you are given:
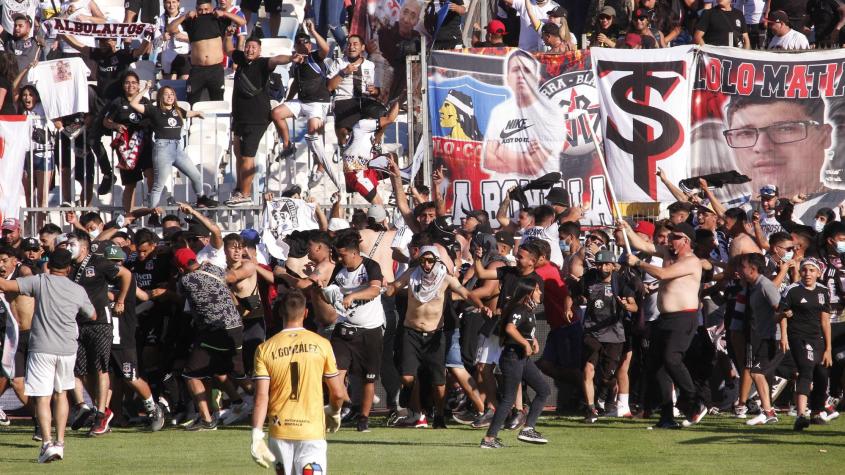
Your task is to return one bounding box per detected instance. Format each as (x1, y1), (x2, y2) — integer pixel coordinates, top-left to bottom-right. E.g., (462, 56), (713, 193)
(409, 246), (449, 303)
(111, 129), (144, 170)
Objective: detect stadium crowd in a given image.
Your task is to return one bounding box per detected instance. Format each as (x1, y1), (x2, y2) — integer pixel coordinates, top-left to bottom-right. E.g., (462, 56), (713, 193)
(0, 0), (845, 471)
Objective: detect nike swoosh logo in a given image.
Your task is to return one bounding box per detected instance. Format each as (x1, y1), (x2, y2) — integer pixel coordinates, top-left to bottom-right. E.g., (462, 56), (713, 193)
(499, 124), (532, 139)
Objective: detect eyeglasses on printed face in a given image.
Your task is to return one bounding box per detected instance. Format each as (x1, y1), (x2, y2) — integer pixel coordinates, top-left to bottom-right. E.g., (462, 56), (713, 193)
(420, 257), (437, 264)
(586, 235), (605, 245)
(723, 120), (819, 148)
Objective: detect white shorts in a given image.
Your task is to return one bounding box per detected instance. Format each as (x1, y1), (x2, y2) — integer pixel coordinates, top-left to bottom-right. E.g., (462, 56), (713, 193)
(24, 352), (76, 397)
(268, 438), (328, 475)
(475, 334), (503, 366)
(283, 100), (330, 122)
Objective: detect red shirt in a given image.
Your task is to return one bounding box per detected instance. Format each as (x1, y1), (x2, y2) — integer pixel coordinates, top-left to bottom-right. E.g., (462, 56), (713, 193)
(535, 262), (571, 330)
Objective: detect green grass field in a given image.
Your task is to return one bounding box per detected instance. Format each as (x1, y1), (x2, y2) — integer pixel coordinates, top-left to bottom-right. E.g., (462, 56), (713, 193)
(0, 414), (842, 474)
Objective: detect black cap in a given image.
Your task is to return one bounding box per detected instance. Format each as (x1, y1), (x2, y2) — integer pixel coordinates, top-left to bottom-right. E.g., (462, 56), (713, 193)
(21, 237), (41, 251)
(668, 222), (696, 242)
(545, 187), (569, 206)
(495, 230), (515, 247)
(48, 248), (73, 270)
(187, 220), (211, 238)
(282, 185), (302, 198)
(295, 30), (310, 42)
(462, 208), (489, 224)
(548, 6), (568, 18)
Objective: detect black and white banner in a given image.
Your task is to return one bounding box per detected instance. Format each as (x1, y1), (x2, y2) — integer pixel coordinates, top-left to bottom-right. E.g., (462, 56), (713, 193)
(48, 19), (155, 39)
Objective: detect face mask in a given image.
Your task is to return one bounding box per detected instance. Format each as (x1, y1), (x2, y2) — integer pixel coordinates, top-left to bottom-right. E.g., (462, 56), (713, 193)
(559, 239), (570, 253)
(88, 228), (101, 239)
(67, 242), (81, 260)
(367, 1), (376, 15)
(837, 241), (845, 254)
(783, 250), (794, 261)
(815, 220), (826, 233)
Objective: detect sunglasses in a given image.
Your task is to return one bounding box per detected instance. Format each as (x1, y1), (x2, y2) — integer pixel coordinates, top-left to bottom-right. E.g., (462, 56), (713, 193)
(421, 257), (437, 264)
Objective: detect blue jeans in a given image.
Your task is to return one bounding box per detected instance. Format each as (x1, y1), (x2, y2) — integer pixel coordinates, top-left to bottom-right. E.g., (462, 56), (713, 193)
(311, 0), (347, 48)
(149, 139), (204, 207)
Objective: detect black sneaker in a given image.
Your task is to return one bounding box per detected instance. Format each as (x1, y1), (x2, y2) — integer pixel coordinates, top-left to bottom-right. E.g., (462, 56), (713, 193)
(793, 415), (811, 431)
(810, 414), (829, 425)
(654, 419), (682, 429)
(517, 427), (548, 444)
(277, 142), (296, 161)
(356, 415), (370, 433)
(97, 173), (115, 195)
(184, 417), (218, 431)
(32, 417), (42, 442)
(148, 403), (166, 432)
(341, 407), (360, 427)
(479, 438), (504, 449)
(386, 408), (408, 427)
(452, 408), (479, 426)
(505, 408), (526, 430)
(471, 408), (495, 429)
(195, 195), (219, 208)
(584, 407), (599, 424)
(432, 415), (447, 429)
(71, 405), (95, 431)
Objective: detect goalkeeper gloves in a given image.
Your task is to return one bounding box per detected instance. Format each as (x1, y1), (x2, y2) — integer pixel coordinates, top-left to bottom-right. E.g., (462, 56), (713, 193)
(250, 428), (276, 468)
(325, 405), (341, 433)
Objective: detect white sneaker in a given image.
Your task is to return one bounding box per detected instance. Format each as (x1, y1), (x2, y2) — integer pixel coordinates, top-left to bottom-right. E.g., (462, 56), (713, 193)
(746, 413), (768, 426)
(37, 442), (63, 463)
(0, 407), (9, 426)
(615, 404), (633, 418)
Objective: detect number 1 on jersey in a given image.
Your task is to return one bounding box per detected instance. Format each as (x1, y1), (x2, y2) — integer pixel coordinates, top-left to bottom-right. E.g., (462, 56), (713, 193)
(290, 362), (301, 400)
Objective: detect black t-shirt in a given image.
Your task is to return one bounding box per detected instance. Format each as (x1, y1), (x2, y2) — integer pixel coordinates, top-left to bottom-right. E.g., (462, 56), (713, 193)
(480, 267), (542, 336)
(780, 283), (831, 340)
(695, 7), (747, 47)
(73, 254), (121, 325)
(0, 76), (15, 114)
(109, 273), (137, 348)
(182, 13), (231, 42)
(144, 103), (184, 140)
(293, 52), (331, 103)
(105, 96), (151, 131)
(129, 250), (174, 292)
(575, 269), (633, 343)
(231, 51), (272, 124)
(503, 303), (536, 349)
(89, 48), (136, 101)
(424, 0), (464, 47)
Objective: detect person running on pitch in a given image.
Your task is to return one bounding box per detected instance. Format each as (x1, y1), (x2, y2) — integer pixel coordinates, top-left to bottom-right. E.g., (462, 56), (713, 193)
(250, 289), (347, 473)
(480, 277), (551, 449)
(621, 220), (707, 428)
(780, 258), (835, 430)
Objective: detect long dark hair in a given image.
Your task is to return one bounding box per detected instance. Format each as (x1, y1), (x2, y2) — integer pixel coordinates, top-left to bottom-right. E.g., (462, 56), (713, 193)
(499, 277), (539, 343)
(0, 52), (19, 86)
(17, 84), (40, 112)
(156, 85), (184, 119)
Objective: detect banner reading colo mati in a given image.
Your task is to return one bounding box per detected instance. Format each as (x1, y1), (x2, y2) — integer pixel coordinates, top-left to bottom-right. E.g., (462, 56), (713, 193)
(691, 45), (845, 223)
(428, 48), (614, 226)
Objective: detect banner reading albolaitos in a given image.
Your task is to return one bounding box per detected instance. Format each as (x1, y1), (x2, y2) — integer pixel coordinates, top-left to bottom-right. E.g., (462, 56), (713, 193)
(592, 45), (696, 203)
(691, 45), (845, 223)
(428, 48), (614, 226)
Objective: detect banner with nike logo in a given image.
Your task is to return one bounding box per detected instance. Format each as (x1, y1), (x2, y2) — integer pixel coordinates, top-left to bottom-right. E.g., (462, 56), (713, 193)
(592, 46), (696, 202)
(428, 48), (614, 227)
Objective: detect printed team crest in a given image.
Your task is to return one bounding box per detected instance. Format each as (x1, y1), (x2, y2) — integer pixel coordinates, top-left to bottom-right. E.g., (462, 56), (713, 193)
(85, 267), (95, 277)
(594, 300), (604, 310)
(604, 286), (612, 297)
(303, 463), (323, 475)
(819, 293), (826, 305)
(145, 260), (154, 270)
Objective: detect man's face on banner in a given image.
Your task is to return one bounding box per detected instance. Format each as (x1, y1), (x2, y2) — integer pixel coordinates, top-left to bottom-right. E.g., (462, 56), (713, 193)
(506, 54), (539, 107)
(726, 101), (831, 197)
(399, 1), (420, 37)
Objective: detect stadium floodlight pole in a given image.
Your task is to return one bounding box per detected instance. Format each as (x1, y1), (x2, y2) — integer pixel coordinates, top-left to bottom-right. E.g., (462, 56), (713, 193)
(420, 35), (432, 190)
(588, 115), (631, 255)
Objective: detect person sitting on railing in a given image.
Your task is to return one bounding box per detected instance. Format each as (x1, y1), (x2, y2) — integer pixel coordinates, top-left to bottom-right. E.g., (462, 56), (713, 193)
(102, 71), (154, 213)
(340, 101), (400, 206)
(128, 82), (217, 213)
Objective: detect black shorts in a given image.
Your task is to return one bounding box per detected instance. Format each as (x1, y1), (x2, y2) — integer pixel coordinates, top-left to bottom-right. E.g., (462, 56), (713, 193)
(110, 346), (140, 381)
(333, 98), (363, 131)
(541, 323), (583, 370)
(75, 324), (113, 376)
(188, 64), (225, 104)
(125, 0), (160, 23)
(746, 338), (784, 375)
(233, 122), (270, 157)
(242, 318), (267, 376)
(241, 0), (283, 14)
(166, 53), (191, 77)
(331, 324), (383, 382)
(399, 327), (447, 386)
(118, 138), (153, 184)
(582, 334), (623, 383)
(13, 329), (30, 379)
(60, 133), (95, 180)
(183, 327), (245, 379)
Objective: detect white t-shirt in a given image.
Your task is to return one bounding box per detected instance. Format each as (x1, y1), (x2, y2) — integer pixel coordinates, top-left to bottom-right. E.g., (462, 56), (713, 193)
(330, 257), (385, 329)
(327, 56), (377, 99)
(513, 0), (556, 52)
(196, 243), (226, 269)
(391, 225), (414, 277)
(26, 57), (90, 119)
(756, 209), (785, 238)
(768, 29), (809, 50)
(342, 118), (378, 172)
(523, 222), (563, 268)
(60, 0), (96, 52)
(735, 0), (765, 25)
(1, 0), (38, 38)
(159, 10), (190, 66)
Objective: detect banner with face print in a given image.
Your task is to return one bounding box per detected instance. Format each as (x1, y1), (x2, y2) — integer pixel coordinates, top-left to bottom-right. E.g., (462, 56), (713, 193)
(428, 48), (614, 227)
(692, 46), (845, 224)
(592, 45), (696, 203)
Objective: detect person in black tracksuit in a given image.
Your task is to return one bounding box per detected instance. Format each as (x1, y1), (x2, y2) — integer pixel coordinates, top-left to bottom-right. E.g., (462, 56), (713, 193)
(780, 258), (835, 430)
(480, 277), (550, 449)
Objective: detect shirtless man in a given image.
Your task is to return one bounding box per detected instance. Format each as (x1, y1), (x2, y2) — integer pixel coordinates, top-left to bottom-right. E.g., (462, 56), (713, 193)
(725, 208), (763, 257)
(0, 246), (34, 427)
(385, 246), (488, 429)
(221, 233), (262, 425)
(168, 0), (245, 104)
(621, 220), (707, 429)
(273, 231), (338, 330)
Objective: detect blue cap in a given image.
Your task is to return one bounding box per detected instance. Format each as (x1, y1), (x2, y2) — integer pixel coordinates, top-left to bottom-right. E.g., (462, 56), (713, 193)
(240, 228), (260, 246)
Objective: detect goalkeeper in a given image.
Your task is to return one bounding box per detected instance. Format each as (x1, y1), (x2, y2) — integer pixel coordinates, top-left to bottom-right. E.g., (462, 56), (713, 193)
(250, 289), (347, 473)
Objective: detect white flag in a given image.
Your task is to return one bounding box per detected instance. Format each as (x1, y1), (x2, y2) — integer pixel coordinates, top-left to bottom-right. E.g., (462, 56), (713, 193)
(0, 116), (29, 224)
